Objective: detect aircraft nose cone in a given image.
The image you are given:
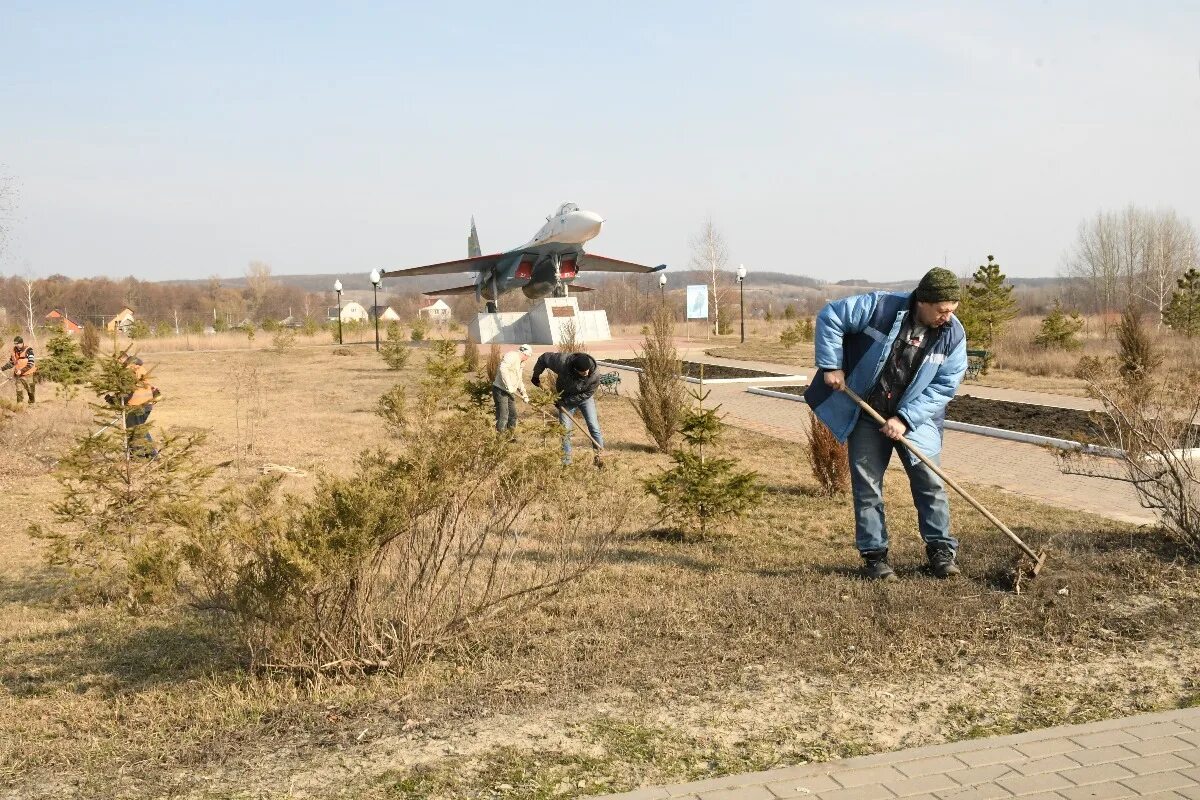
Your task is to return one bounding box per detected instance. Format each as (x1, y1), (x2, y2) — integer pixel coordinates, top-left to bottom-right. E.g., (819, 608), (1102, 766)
(579, 210), (603, 235)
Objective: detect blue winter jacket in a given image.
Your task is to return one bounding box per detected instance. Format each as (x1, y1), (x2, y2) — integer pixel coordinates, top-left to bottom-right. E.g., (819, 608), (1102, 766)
(803, 291), (967, 462)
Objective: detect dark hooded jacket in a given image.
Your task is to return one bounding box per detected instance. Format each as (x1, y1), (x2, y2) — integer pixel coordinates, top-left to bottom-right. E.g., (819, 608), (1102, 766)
(531, 352), (600, 408)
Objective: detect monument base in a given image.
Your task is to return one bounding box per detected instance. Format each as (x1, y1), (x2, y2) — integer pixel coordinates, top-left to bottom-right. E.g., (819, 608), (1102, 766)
(468, 297), (612, 345)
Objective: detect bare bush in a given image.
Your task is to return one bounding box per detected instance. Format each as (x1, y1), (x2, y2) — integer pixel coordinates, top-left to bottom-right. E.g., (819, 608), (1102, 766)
(631, 308), (687, 452)
(1071, 354), (1200, 555)
(805, 407), (849, 496)
(485, 343), (502, 382)
(179, 387), (630, 675)
(462, 337), (480, 372)
(558, 320), (580, 353)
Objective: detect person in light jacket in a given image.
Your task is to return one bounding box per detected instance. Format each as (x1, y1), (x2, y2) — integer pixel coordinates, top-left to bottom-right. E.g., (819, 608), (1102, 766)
(492, 344), (532, 433)
(804, 268), (968, 581)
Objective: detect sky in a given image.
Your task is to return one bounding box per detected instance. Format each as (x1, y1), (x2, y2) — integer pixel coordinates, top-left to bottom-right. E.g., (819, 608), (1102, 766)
(1, 1), (1198, 284)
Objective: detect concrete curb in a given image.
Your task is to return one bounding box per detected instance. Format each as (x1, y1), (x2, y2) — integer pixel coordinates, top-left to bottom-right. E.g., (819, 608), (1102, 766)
(597, 360), (807, 386)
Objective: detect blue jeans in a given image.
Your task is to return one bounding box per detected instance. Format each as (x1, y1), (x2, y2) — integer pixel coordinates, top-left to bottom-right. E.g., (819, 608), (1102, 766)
(558, 397), (602, 464)
(847, 416), (957, 554)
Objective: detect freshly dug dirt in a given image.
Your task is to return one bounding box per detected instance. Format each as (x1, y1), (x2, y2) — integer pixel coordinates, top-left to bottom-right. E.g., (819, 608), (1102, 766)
(765, 386), (1200, 448)
(602, 358), (796, 380)
(947, 395), (1108, 444)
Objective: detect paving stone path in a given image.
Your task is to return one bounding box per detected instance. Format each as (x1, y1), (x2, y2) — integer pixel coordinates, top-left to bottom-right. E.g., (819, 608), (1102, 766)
(632, 341), (1151, 525)
(597, 707), (1200, 800)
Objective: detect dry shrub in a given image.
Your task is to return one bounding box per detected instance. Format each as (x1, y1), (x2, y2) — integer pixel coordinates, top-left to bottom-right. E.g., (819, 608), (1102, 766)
(462, 337), (480, 373)
(1073, 347), (1200, 555)
(558, 320), (580, 353)
(270, 328), (297, 354)
(806, 407), (849, 496)
(485, 343), (502, 382)
(179, 379), (630, 675)
(631, 308), (687, 453)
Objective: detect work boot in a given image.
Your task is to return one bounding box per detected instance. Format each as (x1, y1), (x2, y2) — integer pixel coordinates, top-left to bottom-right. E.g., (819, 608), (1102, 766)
(926, 544), (961, 579)
(860, 549), (897, 582)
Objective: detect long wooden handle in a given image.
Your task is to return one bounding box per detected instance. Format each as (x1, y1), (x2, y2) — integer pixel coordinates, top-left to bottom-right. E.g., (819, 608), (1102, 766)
(841, 384), (1041, 562)
(521, 397), (603, 451)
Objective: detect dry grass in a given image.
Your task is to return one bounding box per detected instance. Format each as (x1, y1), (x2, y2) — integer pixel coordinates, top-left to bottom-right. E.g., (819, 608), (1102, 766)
(2, 346), (1200, 798)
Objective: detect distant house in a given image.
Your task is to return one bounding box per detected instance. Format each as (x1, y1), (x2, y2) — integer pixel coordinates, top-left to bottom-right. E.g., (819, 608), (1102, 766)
(44, 310), (83, 335)
(106, 307), (135, 334)
(368, 305), (401, 323)
(327, 301), (369, 324)
(418, 298), (453, 322)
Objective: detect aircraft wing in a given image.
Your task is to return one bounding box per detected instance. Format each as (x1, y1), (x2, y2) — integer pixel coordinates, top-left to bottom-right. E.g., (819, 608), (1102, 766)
(382, 253), (503, 277)
(423, 284), (478, 296)
(577, 254), (666, 274)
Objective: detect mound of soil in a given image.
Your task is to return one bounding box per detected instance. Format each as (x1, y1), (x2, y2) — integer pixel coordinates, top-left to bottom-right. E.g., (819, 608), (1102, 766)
(601, 358), (796, 380)
(765, 385), (1200, 448)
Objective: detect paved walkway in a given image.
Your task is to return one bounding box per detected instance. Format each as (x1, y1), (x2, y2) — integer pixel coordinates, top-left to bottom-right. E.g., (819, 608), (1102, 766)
(599, 707), (1200, 800)
(595, 342), (1151, 526)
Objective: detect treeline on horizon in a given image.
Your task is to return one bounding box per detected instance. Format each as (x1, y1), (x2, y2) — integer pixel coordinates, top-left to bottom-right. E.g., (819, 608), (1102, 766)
(0, 266), (1096, 335)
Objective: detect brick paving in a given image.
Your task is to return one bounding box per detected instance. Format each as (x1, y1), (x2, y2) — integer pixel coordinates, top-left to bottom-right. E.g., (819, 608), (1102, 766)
(596, 707), (1200, 800)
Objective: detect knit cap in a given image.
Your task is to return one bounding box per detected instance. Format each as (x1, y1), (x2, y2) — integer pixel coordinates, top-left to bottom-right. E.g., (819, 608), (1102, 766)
(913, 268), (962, 303)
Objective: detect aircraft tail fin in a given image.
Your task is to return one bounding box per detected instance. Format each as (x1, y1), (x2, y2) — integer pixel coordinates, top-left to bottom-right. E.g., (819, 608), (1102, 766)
(467, 217), (482, 258)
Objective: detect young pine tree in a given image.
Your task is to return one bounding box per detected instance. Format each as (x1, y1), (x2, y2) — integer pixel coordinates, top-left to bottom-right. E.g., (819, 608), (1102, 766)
(380, 322), (412, 370)
(958, 255), (1018, 356)
(39, 331), (93, 398)
(644, 377), (761, 538)
(1115, 307), (1162, 389)
(29, 351), (211, 609)
(1035, 300), (1085, 350)
(1163, 268), (1200, 338)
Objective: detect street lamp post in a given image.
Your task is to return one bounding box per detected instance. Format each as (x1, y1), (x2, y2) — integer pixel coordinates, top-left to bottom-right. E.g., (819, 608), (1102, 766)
(659, 273), (667, 303)
(333, 279), (343, 345)
(736, 264), (747, 343)
(369, 269), (382, 352)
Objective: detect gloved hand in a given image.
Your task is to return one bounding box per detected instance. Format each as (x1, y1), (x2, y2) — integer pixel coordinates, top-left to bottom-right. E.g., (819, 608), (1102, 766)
(0, 363), (10, 372)
(520, 392), (530, 403)
(530, 375), (540, 387)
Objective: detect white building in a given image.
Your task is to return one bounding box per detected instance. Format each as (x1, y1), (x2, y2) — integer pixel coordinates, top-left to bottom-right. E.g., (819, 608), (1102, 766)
(327, 301), (369, 323)
(368, 305), (401, 323)
(418, 298), (453, 322)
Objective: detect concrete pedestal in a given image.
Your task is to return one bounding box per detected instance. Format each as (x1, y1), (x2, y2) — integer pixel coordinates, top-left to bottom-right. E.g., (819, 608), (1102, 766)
(469, 298), (612, 345)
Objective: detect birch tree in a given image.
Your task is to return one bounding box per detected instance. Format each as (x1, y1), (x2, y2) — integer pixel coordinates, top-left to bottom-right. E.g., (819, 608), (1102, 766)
(689, 218), (731, 334)
(1138, 210), (1199, 326)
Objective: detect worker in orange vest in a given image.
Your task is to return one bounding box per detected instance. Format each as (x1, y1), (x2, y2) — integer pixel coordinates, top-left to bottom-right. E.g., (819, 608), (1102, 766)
(105, 355), (160, 458)
(1, 336), (37, 404)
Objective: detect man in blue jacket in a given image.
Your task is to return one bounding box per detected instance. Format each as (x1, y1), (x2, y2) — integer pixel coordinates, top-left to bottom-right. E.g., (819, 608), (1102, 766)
(804, 268), (968, 581)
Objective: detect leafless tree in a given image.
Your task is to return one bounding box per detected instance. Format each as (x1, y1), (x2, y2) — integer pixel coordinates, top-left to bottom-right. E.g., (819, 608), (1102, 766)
(20, 273), (36, 343)
(1065, 205), (1200, 328)
(1065, 210), (1122, 328)
(1138, 210), (1200, 327)
(689, 218), (732, 334)
(245, 260), (274, 319)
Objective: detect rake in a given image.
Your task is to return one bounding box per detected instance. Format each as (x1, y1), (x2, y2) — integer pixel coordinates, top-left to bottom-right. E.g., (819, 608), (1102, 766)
(841, 384), (1047, 577)
(521, 397), (604, 451)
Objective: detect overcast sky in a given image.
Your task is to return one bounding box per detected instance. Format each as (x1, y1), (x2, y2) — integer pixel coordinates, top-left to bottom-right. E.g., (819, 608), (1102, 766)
(1, 1), (1197, 284)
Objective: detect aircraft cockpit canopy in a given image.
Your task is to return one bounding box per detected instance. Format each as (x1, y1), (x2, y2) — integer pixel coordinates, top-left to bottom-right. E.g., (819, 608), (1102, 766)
(555, 202), (579, 216)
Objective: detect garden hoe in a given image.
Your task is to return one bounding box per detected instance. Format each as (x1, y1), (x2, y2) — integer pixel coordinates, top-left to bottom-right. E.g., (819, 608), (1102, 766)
(840, 385), (1048, 580)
